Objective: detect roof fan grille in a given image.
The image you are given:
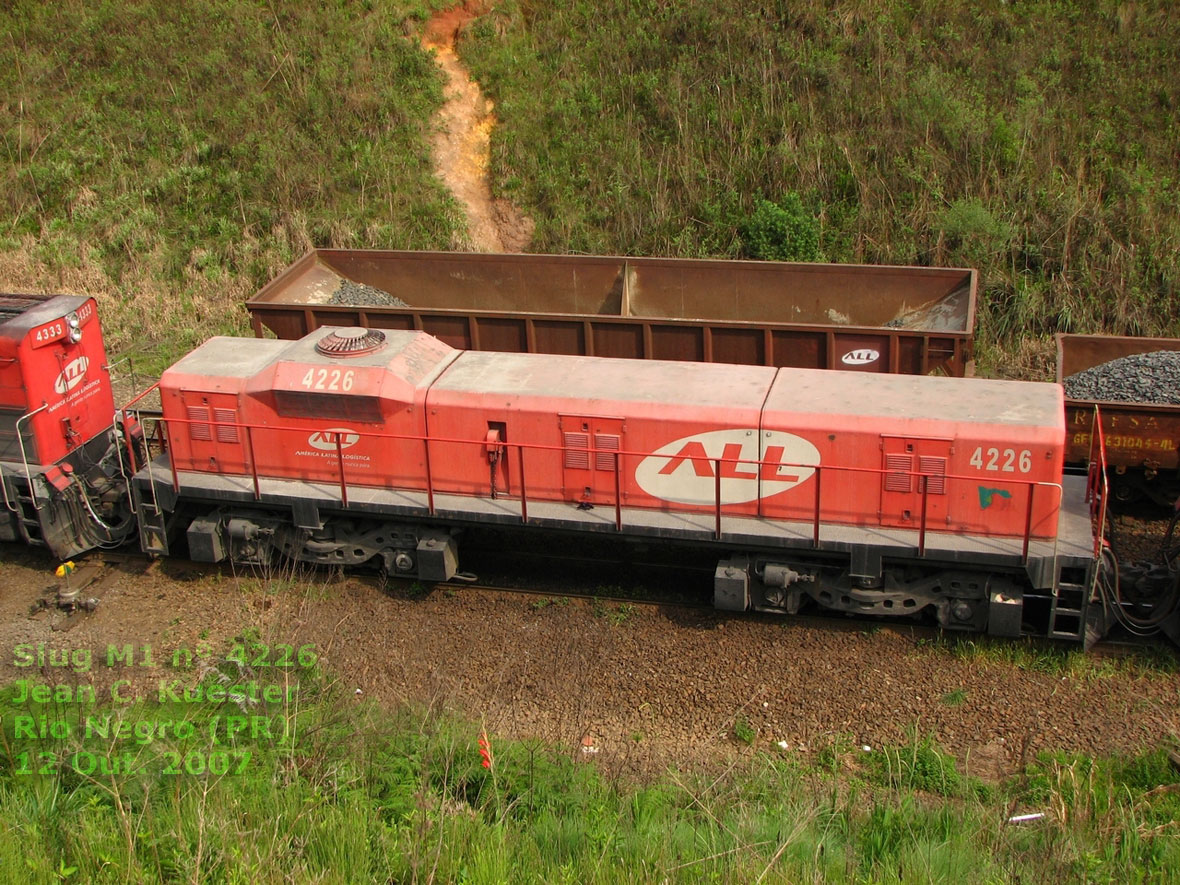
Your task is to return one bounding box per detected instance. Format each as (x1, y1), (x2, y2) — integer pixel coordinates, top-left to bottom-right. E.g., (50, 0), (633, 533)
(315, 327), (387, 357)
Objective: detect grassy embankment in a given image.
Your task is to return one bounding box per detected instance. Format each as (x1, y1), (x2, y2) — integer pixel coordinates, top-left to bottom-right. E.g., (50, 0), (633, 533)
(1, 0), (461, 371)
(1, 634), (1178, 884)
(460, 0), (1180, 375)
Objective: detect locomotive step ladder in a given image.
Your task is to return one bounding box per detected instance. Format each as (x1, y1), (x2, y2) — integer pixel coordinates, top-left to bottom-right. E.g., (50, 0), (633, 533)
(136, 498), (168, 556)
(10, 477), (44, 546)
(1048, 581), (1088, 640)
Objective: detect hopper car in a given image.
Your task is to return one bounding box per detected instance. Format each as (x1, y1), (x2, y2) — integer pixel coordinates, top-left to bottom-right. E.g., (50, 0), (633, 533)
(1058, 333), (1180, 507)
(247, 250), (977, 377)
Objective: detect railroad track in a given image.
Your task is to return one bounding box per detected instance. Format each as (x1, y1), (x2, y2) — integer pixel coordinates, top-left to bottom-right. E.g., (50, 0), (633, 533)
(387, 575), (1174, 657)
(19, 538), (1172, 655)
(372, 562), (1158, 651)
(428, 580), (713, 612)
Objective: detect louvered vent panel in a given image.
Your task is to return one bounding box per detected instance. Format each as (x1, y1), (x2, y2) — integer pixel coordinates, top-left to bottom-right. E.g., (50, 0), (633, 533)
(188, 406), (211, 442)
(273, 391), (383, 423)
(564, 432), (590, 469)
(594, 434), (620, 471)
(213, 408), (239, 443)
(919, 456), (947, 494)
(884, 454), (912, 492)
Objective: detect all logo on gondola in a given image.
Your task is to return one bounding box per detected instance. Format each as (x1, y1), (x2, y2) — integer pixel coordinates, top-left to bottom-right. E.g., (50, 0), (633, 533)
(841, 348), (880, 366)
(635, 429), (821, 505)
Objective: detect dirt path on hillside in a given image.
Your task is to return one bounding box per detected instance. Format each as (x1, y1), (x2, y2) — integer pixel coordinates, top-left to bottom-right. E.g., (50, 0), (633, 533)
(423, 3), (534, 252)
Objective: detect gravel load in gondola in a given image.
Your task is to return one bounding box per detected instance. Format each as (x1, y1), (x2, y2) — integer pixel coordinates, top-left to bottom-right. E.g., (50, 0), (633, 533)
(1063, 351), (1180, 406)
(327, 279), (409, 308)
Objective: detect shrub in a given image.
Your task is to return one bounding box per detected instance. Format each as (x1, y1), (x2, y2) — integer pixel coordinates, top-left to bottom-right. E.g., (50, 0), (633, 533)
(937, 197), (1012, 260)
(740, 195), (821, 262)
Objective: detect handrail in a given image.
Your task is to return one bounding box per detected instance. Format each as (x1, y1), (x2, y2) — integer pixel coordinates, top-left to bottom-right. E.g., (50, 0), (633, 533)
(1022, 484), (1035, 562)
(713, 459), (722, 539)
(245, 426), (259, 499)
(517, 445), (528, 523)
(918, 478), (930, 556)
(812, 466), (822, 545)
(103, 356), (138, 397)
(1, 455), (13, 514)
(111, 408), (136, 518)
(1087, 405), (1110, 558)
(14, 404), (50, 512)
(1, 456), (14, 514)
(118, 381), (165, 522)
(119, 382), (162, 476)
(335, 434), (348, 508)
(126, 408), (1065, 553)
(614, 452), (623, 531)
(423, 434), (435, 515)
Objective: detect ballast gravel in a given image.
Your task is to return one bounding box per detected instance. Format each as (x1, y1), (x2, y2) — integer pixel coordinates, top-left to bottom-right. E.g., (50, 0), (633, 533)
(1063, 351), (1180, 405)
(327, 279), (409, 308)
(0, 545), (1176, 782)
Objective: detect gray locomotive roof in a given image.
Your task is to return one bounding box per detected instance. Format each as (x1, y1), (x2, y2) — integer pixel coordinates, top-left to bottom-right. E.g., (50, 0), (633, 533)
(764, 366), (1062, 427)
(0, 294), (90, 333)
(165, 331), (1062, 430)
(433, 349), (778, 409)
(164, 329), (449, 379)
(435, 349), (1061, 428)
(165, 336), (289, 377)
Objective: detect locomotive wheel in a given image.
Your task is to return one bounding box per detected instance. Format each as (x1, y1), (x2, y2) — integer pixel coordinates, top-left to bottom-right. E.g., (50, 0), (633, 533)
(1111, 478), (1138, 504)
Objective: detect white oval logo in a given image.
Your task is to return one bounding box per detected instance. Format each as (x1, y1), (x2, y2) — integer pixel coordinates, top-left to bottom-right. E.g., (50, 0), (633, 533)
(54, 356), (90, 395)
(841, 348), (880, 366)
(307, 428), (360, 451)
(635, 429), (820, 505)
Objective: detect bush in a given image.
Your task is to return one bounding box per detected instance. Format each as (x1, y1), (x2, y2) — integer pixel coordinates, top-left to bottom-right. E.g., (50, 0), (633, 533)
(937, 197), (1012, 260)
(740, 195), (821, 262)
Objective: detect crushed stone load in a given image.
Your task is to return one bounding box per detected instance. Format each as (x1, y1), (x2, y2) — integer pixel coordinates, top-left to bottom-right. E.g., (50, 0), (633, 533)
(1063, 351), (1180, 405)
(327, 279), (409, 308)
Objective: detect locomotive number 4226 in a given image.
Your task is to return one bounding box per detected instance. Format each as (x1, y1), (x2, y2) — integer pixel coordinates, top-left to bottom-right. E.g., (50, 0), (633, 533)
(970, 447), (1032, 473)
(300, 368), (355, 392)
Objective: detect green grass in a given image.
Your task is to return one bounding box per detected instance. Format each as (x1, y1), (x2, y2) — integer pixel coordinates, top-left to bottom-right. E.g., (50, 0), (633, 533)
(733, 715), (757, 745)
(920, 633), (1180, 679)
(2, 673), (1179, 883)
(941, 687), (968, 707)
(1, 0), (461, 360)
(460, 0), (1180, 375)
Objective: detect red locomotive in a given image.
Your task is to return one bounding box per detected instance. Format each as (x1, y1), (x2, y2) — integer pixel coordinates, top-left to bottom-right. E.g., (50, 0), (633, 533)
(0, 294), (137, 557)
(121, 323), (1104, 641)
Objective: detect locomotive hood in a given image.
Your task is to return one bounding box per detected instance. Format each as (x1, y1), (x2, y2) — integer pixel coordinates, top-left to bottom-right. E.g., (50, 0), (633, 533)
(161, 327), (460, 424)
(250, 327), (459, 419)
